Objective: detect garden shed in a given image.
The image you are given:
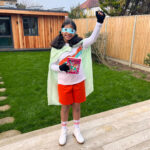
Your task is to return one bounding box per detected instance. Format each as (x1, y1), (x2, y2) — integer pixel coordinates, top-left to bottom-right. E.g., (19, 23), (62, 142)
(0, 8), (68, 50)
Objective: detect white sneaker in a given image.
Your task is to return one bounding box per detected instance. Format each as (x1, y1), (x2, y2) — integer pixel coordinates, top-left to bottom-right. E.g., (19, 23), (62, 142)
(73, 128), (85, 144)
(59, 128), (67, 146)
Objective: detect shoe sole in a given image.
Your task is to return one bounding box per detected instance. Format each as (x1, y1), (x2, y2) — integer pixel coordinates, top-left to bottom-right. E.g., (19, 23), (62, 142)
(59, 139), (67, 146)
(73, 133), (85, 144)
(59, 143), (66, 146)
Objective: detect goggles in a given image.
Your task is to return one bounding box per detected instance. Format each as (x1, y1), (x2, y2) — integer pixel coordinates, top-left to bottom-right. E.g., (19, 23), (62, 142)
(61, 28), (76, 34)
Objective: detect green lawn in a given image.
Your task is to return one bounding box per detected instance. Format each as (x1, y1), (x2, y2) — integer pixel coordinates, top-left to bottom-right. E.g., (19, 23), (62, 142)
(0, 51), (150, 133)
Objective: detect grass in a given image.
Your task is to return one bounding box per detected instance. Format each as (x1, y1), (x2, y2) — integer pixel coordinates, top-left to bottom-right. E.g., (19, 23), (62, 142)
(0, 51), (150, 133)
(133, 70), (147, 79)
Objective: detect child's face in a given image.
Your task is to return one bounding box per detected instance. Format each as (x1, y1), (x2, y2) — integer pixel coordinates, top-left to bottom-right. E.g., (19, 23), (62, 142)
(61, 24), (75, 43)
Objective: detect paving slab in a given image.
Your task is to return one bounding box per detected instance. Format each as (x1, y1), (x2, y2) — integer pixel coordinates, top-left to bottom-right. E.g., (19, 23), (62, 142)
(128, 139), (150, 150)
(0, 88), (6, 92)
(0, 105), (10, 111)
(0, 82), (4, 85)
(65, 112), (150, 149)
(0, 117), (14, 125)
(0, 130), (21, 140)
(0, 100), (150, 150)
(102, 128), (150, 150)
(0, 96), (7, 101)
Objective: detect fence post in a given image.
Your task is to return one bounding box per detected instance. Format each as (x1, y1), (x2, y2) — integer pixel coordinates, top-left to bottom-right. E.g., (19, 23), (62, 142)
(129, 16), (137, 67)
(104, 17), (108, 57)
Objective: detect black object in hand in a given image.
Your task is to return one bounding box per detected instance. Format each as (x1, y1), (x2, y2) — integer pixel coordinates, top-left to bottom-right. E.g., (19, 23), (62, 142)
(59, 63), (70, 72)
(96, 11), (106, 24)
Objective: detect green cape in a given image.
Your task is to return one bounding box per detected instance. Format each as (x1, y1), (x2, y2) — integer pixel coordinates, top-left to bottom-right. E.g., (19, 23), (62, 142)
(47, 40), (94, 105)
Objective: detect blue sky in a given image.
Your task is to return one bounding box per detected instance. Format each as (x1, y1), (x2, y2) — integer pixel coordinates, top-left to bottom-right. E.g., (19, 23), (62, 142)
(18, 0), (86, 12)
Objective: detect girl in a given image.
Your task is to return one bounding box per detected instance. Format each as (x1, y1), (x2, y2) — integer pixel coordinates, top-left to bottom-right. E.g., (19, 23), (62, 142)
(47, 10), (105, 146)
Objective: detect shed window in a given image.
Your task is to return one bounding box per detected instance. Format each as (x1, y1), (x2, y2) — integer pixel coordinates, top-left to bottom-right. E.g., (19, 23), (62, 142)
(23, 17), (38, 36)
(0, 16), (13, 47)
(0, 17), (11, 36)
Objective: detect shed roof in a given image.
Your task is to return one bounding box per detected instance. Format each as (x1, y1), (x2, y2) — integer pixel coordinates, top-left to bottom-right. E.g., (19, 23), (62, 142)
(1, 0), (17, 1)
(0, 8), (68, 16)
(80, 0), (99, 9)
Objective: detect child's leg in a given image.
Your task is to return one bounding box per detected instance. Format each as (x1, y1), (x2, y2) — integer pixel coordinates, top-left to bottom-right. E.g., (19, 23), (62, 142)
(58, 83), (74, 146)
(72, 103), (80, 120)
(72, 80), (86, 123)
(59, 105), (70, 146)
(72, 103), (84, 144)
(61, 105), (71, 122)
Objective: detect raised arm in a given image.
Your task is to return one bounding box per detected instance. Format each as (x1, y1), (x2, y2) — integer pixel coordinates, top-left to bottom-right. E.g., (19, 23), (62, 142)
(83, 22), (102, 48)
(83, 11), (106, 48)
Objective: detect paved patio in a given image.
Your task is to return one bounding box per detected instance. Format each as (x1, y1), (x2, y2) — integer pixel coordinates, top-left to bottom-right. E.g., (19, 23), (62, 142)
(0, 99), (150, 150)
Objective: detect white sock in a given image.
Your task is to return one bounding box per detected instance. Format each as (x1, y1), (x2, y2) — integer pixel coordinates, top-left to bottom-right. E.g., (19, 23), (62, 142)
(61, 121), (67, 130)
(74, 120), (80, 129)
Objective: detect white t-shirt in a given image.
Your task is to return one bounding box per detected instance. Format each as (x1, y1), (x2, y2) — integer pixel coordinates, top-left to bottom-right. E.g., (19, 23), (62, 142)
(51, 22), (102, 85)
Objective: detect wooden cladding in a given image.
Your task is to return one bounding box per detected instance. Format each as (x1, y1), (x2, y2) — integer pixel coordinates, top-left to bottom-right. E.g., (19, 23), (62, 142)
(11, 14), (65, 49)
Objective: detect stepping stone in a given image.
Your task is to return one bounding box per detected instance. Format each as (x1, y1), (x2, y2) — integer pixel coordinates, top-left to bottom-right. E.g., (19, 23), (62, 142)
(0, 88), (6, 92)
(0, 82), (4, 85)
(0, 105), (10, 111)
(0, 130), (21, 140)
(0, 117), (14, 125)
(0, 96), (7, 101)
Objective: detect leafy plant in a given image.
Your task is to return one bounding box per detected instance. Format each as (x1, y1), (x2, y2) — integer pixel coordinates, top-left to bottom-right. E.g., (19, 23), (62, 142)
(69, 5), (86, 19)
(99, 0), (150, 16)
(144, 53), (150, 67)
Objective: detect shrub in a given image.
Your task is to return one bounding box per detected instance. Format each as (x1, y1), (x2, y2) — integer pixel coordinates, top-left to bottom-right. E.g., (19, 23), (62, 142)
(144, 53), (150, 67)
(69, 6), (86, 19)
(85, 31), (110, 68)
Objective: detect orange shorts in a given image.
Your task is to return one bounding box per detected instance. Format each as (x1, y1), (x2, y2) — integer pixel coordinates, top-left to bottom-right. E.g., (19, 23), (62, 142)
(58, 80), (86, 105)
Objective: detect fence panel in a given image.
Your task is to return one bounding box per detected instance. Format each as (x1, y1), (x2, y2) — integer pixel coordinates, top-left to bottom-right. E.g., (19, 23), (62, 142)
(106, 16), (135, 62)
(88, 18), (107, 33)
(74, 15), (150, 68)
(73, 18), (106, 37)
(73, 18), (88, 38)
(132, 15), (150, 65)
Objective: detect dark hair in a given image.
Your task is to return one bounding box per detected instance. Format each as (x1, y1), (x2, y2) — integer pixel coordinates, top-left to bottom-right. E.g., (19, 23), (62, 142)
(51, 18), (83, 49)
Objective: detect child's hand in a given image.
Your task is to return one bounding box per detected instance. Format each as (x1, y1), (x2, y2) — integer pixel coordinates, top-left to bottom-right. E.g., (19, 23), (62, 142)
(96, 10), (106, 24)
(59, 63), (70, 72)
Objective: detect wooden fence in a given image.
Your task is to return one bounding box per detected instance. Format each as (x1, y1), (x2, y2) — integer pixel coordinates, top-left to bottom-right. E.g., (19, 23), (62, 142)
(73, 15), (150, 71)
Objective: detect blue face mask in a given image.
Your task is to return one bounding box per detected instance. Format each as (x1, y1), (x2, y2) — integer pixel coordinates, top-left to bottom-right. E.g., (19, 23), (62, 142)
(61, 28), (76, 34)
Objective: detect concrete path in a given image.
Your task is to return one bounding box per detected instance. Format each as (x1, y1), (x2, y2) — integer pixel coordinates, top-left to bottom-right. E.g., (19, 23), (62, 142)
(1, 99), (150, 150)
(0, 117), (14, 125)
(0, 88), (6, 92)
(0, 96), (7, 101)
(0, 82), (4, 85)
(0, 78), (21, 140)
(0, 130), (21, 140)
(0, 105), (10, 111)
